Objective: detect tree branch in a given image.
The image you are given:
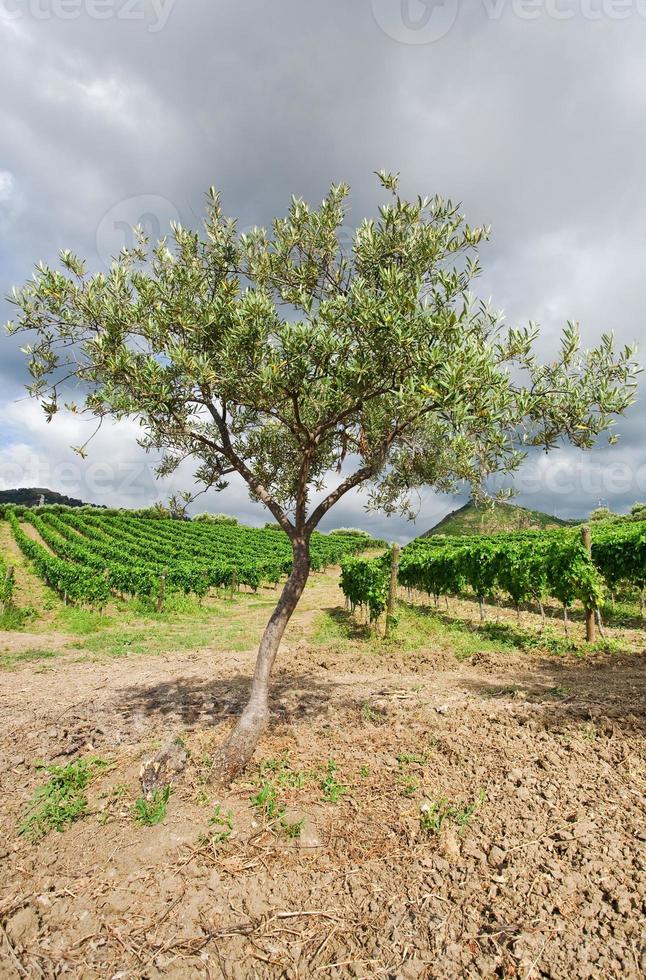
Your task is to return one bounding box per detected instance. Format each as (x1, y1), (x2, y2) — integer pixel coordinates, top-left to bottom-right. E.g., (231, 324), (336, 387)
(305, 463), (376, 533)
(205, 402), (295, 536)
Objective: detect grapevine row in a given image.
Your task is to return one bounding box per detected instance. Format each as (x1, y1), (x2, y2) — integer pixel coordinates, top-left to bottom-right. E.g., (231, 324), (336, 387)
(340, 521), (646, 621)
(3, 507), (380, 605)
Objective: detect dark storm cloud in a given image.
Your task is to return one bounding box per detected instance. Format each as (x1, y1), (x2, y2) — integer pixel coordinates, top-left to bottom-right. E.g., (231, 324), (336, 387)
(1, 0), (644, 536)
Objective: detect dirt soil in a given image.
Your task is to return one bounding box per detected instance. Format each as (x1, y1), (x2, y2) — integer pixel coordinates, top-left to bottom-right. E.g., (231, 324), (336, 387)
(0, 573), (645, 979)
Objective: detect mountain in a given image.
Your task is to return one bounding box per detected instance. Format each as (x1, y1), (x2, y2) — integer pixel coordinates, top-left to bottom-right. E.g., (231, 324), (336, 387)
(0, 487), (92, 508)
(421, 500), (578, 538)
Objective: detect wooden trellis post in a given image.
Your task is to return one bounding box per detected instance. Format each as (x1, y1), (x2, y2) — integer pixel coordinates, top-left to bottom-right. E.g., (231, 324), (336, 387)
(385, 543), (400, 637)
(156, 570), (167, 613)
(1, 566), (14, 611)
(581, 526), (595, 643)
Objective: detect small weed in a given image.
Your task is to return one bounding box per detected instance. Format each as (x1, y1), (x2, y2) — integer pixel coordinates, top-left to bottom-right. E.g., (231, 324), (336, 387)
(320, 760), (347, 803)
(133, 786), (171, 826)
(397, 751), (429, 766)
(420, 791), (485, 836)
(250, 782), (283, 822)
(420, 797), (449, 835)
(19, 756), (111, 841)
(258, 755), (313, 789)
(453, 791), (486, 832)
(207, 804), (234, 842)
(360, 701), (388, 725)
(280, 816), (304, 839)
(359, 765), (370, 778)
(546, 685), (571, 699)
(249, 782), (303, 838)
(582, 723), (598, 741)
(398, 774), (420, 798)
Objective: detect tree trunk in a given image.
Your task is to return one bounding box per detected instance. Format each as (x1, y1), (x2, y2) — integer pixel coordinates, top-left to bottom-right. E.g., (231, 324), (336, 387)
(212, 536), (311, 784)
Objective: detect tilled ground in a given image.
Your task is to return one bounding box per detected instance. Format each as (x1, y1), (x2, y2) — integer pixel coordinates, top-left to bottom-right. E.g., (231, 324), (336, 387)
(0, 590), (645, 979)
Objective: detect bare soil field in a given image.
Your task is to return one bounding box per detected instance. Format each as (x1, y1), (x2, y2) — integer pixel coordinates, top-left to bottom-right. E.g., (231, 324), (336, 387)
(0, 567), (644, 979)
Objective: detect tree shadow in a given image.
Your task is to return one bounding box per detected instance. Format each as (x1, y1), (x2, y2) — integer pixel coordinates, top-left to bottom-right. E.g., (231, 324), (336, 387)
(116, 669), (351, 728)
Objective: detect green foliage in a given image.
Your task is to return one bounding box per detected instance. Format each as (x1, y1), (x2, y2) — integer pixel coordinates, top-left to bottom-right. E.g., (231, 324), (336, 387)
(8, 510), (111, 606)
(420, 791), (485, 836)
(590, 507), (614, 522)
(7, 173), (637, 545)
(591, 520), (646, 591)
(193, 512), (239, 525)
(250, 781), (283, 822)
(258, 755), (313, 788)
(341, 523), (643, 615)
(206, 804), (234, 842)
(424, 499), (576, 537)
(340, 553), (390, 621)
(0, 647), (57, 671)
(9, 507), (377, 605)
(133, 786), (171, 826)
(19, 756), (110, 840)
(320, 760), (347, 803)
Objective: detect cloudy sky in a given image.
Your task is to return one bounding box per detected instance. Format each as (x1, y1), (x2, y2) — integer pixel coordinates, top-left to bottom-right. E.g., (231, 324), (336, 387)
(1, 0), (645, 540)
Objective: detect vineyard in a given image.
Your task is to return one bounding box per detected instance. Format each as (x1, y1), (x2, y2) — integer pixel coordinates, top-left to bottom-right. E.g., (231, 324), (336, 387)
(341, 521), (646, 628)
(2, 507), (380, 607)
(1, 507), (644, 978)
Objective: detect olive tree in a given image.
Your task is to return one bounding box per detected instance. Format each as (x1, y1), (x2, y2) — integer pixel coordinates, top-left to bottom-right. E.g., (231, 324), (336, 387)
(7, 173), (638, 781)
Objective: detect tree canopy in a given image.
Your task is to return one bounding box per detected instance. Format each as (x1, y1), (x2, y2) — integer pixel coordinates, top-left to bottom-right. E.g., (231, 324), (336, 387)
(7, 173), (639, 540)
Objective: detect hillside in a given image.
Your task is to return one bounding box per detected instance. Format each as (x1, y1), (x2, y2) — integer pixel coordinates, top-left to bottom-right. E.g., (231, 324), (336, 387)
(421, 499), (577, 537)
(0, 487), (91, 508)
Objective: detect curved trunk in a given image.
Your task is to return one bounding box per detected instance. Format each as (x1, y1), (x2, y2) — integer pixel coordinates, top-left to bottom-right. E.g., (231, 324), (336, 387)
(212, 536), (311, 784)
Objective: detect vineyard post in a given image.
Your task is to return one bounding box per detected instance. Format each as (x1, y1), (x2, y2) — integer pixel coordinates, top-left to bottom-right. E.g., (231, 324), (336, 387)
(230, 569), (237, 599)
(1, 566), (14, 610)
(581, 526), (595, 643)
(156, 570), (167, 613)
(385, 543), (400, 637)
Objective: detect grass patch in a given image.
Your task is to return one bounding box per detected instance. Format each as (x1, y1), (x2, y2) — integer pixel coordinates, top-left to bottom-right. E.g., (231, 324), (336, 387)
(258, 754), (314, 789)
(249, 782), (304, 839)
(0, 648), (58, 671)
(19, 756), (111, 840)
(55, 606), (114, 635)
(67, 613), (259, 660)
(0, 605), (37, 631)
(314, 600), (640, 663)
(133, 786), (171, 826)
(312, 604), (521, 661)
